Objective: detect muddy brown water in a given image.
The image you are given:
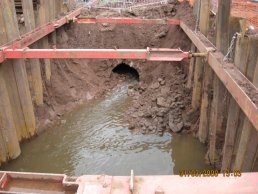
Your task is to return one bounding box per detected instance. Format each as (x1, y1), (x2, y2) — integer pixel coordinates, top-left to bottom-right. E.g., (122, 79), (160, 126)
(1, 83), (211, 176)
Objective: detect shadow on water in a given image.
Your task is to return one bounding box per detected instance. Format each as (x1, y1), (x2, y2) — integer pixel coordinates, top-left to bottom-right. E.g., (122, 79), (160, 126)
(1, 70), (211, 176)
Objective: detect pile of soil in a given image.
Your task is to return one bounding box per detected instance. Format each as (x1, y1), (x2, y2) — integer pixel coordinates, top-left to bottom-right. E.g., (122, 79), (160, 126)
(36, 1), (195, 134)
(126, 64), (194, 135)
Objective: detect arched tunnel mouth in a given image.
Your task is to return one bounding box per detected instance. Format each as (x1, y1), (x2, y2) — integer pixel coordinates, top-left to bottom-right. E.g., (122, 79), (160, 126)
(112, 63), (140, 81)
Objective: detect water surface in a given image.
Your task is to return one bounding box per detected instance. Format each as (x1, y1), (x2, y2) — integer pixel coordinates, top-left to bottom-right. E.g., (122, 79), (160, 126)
(1, 83), (210, 176)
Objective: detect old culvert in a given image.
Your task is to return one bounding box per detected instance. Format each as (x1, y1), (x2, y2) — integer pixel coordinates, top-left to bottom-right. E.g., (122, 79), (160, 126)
(112, 63), (140, 81)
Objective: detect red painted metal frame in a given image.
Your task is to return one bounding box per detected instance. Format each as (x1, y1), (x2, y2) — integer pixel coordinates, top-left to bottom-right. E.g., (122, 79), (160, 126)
(1, 48), (190, 62)
(76, 17), (181, 25)
(0, 15), (180, 57)
(1, 171), (258, 194)
(0, 7), (82, 51)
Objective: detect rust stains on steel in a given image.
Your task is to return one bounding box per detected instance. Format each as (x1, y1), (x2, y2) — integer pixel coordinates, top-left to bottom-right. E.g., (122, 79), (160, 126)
(76, 17), (181, 25)
(180, 21), (258, 131)
(1, 48), (190, 62)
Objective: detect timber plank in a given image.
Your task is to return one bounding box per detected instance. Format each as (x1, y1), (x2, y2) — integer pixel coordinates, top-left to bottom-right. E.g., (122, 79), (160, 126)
(198, 0), (213, 143)
(221, 34), (249, 171)
(37, 0), (51, 81)
(209, 0), (232, 164)
(1, 0), (36, 139)
(234, 37), (258, 171)
(22, 0), (43, 106)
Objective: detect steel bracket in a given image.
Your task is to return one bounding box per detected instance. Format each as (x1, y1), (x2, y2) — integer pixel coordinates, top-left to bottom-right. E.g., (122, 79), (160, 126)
(147, 47), (190, 61)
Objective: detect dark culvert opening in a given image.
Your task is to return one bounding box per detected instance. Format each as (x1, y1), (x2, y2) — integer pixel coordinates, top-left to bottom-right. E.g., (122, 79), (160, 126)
(112, 63), (140, 81)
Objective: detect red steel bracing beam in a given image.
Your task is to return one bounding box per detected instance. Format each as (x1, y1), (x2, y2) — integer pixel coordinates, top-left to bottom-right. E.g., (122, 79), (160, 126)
(0, 7), (83, 51)
(0, 48), (190, 62)
(76, 17), (181, 25)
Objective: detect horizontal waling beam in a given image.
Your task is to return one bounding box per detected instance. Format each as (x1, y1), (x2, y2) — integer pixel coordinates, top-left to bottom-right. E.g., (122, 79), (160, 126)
(0, 48), (190, 62)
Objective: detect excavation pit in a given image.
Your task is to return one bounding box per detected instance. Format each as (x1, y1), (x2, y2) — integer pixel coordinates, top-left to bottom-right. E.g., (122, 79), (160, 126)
(1, 2), (213, 176)
(0, 3), (212, 176)
(0, 0), (258, 193)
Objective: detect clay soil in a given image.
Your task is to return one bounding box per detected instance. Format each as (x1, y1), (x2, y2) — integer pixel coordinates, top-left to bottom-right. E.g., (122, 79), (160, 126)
(36, 1), (196, 135)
